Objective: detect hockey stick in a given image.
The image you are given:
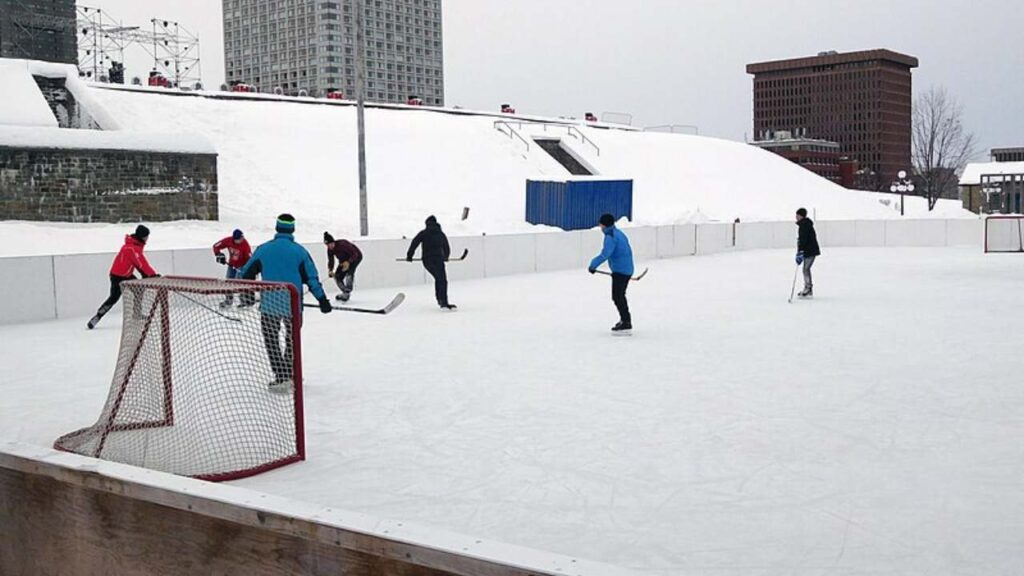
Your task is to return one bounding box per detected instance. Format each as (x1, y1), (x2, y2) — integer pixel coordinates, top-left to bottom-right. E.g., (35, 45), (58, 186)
(398, 248), (469, 262)
(178, 292), (243, 323)
(303, 293), (406, 315)
(594, 268), (649, 281)
(788, 264), (801, 304)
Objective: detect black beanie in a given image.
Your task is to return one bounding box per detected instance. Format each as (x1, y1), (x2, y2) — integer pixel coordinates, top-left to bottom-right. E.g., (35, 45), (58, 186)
(133, 224), (150, 241)
(323, 231), (335, 244)
(599, 213), (615, 227)
(425, 215), (438, 225)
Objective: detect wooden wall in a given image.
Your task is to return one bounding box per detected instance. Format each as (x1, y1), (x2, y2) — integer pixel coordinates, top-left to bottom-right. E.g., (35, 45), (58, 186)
(0, 447), (613, 576)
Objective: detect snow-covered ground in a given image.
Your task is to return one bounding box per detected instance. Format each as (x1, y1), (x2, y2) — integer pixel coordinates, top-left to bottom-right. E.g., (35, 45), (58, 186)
(2, 247), (1022, 574)
(0, 60), (973, 257)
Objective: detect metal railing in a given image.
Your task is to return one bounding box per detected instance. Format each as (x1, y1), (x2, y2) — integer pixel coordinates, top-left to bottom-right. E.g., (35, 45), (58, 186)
(493, 120), (530, 152)
(644, 124), (700, 135)
(566, 125), (600, 156)
(495, 120), (600, 157)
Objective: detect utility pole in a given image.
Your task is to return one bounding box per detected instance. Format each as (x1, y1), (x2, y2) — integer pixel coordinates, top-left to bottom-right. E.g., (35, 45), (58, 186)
(355, 0), (369, 236)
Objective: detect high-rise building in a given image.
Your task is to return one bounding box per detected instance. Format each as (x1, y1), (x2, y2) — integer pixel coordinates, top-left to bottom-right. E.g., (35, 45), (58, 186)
(0, 0), (77, 64)
(747, 49), (918, 190)
(222, 0), (444, 105)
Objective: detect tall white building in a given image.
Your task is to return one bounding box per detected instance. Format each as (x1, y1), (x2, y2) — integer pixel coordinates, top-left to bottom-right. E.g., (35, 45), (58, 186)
(223, 0), (444, 105)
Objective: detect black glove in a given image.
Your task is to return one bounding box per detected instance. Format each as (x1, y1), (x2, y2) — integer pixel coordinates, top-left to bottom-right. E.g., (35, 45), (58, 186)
(406, 255), (413, 262)
(588, 267), (597, 274)
(216, 253), (227, 265)
(318, 297), (333, 314)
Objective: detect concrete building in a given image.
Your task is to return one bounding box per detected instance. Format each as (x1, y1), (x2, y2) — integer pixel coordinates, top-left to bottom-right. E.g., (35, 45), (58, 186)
(0, 0), (77, 64)
(223, 0), (444, 105)
(747, 49), (918, 190)
(992, 147), (1024, 163)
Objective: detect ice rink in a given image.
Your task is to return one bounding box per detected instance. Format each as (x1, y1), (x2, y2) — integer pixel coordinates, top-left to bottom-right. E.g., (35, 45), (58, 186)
(2, 247), (1022, 574)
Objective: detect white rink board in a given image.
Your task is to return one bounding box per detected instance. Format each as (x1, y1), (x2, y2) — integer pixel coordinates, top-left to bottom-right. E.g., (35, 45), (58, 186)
(0, 256), (55, 323)
(0, 219), (985, 325)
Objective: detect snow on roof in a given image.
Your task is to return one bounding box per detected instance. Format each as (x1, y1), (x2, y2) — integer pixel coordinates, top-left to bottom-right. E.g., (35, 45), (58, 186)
(0, 60), (58, 128)
(0, 125), (215, 155)
(72, 83), (937, 241)
(960, 161), (1024, 185)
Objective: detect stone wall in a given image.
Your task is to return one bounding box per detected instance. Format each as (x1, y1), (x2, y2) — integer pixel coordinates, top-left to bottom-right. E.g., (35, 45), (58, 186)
(0, 147), (218, 222)
(33, 76), (102, 130)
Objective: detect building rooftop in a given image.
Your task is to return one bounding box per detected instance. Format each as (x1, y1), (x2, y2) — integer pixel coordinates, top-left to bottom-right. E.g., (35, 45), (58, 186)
(960, 161), (1024, 186)
(751, 137), (841, 150)
(747, 49), (919, 75)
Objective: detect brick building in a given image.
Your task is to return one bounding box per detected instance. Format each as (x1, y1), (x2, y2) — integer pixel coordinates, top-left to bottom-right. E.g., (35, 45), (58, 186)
(747, 49), (918, 190)
(0, 0), (77, 63)
(750, 131), (854, 186)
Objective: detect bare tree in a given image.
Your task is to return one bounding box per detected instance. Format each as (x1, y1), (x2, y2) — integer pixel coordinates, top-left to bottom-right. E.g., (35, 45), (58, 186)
(912, 86), (977, 210)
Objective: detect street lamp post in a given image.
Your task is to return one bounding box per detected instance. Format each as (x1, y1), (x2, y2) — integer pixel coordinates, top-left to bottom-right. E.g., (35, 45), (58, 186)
(890, 170), (916, 217)
(355, 0), (369, 236)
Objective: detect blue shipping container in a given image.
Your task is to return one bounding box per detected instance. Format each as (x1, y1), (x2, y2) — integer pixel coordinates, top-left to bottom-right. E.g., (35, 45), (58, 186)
(525, 180), (633, 231)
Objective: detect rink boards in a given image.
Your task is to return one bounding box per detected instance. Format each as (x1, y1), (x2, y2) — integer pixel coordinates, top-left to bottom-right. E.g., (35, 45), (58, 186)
(0, 218), (983, 325)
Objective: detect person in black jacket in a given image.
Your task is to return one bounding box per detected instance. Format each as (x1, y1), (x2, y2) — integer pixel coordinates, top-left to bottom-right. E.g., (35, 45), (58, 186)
(323, 232), (363, 302)
(795, 207), (821, 298)
(407, 215), (456, 309)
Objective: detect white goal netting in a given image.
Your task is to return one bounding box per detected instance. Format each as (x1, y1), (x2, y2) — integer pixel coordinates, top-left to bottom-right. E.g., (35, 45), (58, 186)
(54, 276), (305, 481)
(985, 216), (1024, 253)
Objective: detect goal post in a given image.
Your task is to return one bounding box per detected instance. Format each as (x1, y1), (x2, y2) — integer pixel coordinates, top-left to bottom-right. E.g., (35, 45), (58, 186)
(984, 215), (1024, 253)
(54, 276), (306, 481)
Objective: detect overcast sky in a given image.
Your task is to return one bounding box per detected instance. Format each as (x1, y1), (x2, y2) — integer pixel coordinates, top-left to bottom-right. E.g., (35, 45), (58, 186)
(90, 0), (1022, 154)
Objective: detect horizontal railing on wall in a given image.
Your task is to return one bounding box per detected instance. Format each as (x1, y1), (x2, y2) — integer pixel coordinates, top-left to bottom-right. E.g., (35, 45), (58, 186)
(0, 219), (982, 326)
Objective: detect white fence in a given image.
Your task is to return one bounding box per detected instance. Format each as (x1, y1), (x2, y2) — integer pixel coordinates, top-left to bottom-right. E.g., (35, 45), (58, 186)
(0, 219), (983, 325)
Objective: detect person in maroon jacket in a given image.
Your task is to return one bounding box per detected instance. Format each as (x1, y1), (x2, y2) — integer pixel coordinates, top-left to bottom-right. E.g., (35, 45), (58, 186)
(212, 228), (252, 307)
(88, 225), (159, 330)
(323, 231), (363, 302)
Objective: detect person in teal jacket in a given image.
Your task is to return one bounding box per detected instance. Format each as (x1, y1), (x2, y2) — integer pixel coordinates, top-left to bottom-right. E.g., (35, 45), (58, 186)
(240, 214), (332, 390)
(588, 213), (635, 332)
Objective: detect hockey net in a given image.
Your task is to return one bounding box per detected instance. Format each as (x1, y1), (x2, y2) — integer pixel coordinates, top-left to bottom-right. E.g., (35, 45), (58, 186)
(54, 276), (305, 481)
(984, 215), (1024, 253)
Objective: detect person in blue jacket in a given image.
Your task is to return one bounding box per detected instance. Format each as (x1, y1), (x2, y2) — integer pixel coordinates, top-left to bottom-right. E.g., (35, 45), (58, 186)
(588, 213), (635, 332)
(240, 213), (332, 390)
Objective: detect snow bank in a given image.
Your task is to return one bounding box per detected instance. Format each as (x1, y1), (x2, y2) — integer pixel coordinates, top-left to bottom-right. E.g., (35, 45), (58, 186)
(0, 77), (973, 254)
(0, 125), (215, 154)
(0, 60), (58, 128)
(79, 86), (960, 237)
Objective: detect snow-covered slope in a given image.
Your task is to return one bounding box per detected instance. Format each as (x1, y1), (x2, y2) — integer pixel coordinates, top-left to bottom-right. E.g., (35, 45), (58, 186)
(83, 86), (943, 234)
(0, 76), (973, 256)
(0, 60), (58, 128)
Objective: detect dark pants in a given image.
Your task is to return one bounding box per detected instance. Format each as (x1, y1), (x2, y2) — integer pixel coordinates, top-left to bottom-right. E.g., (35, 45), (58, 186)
(423, 258), (449, 307)
(261, 314), (294, 384)
(222, 266), (240, 303)
(95, 275), (132, 318)
(334, 260), (360, 295)
(611, 273), (631, 324)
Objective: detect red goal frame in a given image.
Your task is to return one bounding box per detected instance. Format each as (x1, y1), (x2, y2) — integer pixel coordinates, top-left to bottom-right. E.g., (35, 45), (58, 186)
(53, 276), (305, 482)
(984, 215), (1024, 253)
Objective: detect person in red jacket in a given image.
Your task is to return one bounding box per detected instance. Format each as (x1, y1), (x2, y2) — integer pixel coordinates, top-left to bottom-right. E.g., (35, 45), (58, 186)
(212, 228), (252, 307)
(323, 231), (362, 302)
(88, 225), (159, 330)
